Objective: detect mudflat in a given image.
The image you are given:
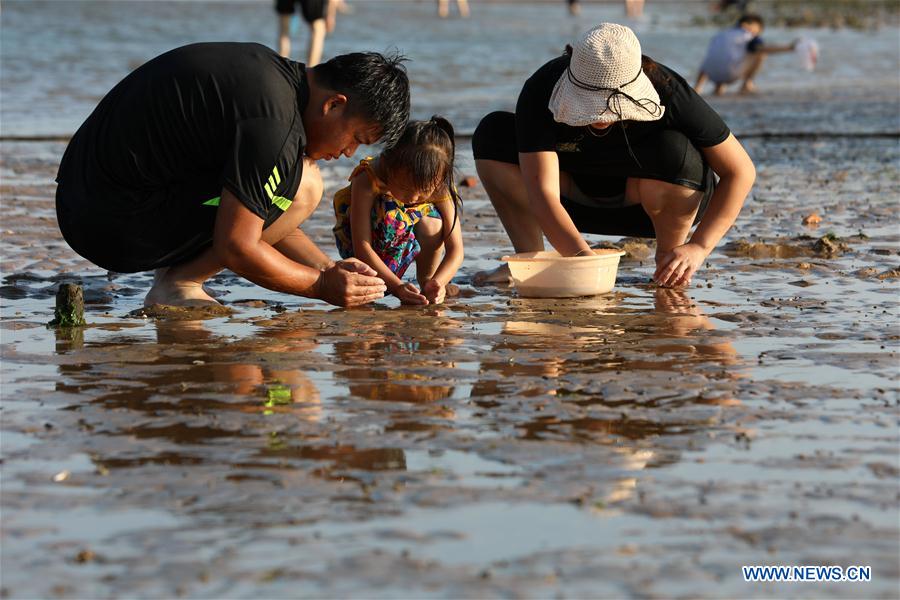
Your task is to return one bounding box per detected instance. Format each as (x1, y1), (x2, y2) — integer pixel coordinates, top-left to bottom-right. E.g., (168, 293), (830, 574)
(1, 1), (898, 598)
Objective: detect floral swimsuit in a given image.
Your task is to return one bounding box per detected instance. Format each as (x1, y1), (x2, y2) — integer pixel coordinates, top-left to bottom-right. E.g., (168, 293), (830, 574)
(333, 158), (445, 278)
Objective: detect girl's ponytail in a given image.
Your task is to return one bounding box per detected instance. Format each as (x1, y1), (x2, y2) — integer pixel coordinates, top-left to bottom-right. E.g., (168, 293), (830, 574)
(428, 115), (462, 237)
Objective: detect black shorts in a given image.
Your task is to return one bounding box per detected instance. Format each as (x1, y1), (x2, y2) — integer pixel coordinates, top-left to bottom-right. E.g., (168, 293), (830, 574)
(55, 168), (220, 274)
(276, 0), (327, 23)
(472, 111), (716, 238)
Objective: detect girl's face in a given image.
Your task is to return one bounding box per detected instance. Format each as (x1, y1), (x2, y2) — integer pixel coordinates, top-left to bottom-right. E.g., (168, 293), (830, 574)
(387, 170), (440, 203)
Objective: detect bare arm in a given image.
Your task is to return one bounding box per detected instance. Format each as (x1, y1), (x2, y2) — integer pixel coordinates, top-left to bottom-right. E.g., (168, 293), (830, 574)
(654, 133), (755, 286)
(690, 133), (755, 252)
(213, 189), (385, 306)
(757, 42), (796, 54)
(427, 196), (464, 286)
(272, 228), (335, 270)
(348, 172), (406, 292)
(519, 151), (592, 257)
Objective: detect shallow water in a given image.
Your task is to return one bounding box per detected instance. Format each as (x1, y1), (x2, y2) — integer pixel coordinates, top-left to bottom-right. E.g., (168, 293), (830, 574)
(2, 1), (899, 598)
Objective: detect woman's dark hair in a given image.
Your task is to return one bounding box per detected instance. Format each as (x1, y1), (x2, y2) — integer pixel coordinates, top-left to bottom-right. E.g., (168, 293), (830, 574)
(641, 55), (671, 90)
(313, 51), (411, 148)
(381, 115), (462, 236)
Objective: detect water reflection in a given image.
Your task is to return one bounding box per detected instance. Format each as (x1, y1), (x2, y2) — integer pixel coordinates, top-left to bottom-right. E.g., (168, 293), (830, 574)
(49, 317), (329, 474)
(331, 311), (467, 420)
(469, 288), (746, 507)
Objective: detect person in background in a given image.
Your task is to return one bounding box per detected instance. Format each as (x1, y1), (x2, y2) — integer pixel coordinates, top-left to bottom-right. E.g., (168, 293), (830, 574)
(333, 117), (464, 305)
(695, 14), (797, 95)
(568, 0), (581, 17)
(437, 0), (470, 19)
(472, 23), (756, 288)
(276, 0), (338, 67)
(625, 0), (645, 19)
(55, 45), (411, 308)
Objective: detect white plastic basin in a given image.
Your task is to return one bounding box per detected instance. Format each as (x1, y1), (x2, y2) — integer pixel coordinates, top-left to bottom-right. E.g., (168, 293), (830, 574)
(501, 249), (626, 298)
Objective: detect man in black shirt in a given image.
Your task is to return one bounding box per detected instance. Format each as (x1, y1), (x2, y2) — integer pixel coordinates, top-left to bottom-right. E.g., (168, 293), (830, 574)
(472, 23), (756, 288)
(56, 43), (410, 307)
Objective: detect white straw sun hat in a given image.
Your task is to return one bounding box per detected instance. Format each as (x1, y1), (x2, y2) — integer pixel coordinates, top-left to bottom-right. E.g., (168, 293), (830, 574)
(549, 23), (665, 126)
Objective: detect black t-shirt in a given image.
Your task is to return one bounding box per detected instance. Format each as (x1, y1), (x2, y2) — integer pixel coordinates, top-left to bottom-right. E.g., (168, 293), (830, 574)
(515, 55), (730, 163)
(58, 42), (308, 228)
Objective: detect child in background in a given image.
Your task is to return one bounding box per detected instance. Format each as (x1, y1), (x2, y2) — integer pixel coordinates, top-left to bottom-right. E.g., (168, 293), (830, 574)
(333, 117), (464, 305)
(695, 14), (797, 96)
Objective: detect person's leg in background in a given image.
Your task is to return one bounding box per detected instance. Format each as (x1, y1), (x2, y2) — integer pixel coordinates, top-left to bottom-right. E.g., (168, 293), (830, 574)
(276, 0), (295, 58)
(738, 52), (766, 94)
(300, 0), (330, 66)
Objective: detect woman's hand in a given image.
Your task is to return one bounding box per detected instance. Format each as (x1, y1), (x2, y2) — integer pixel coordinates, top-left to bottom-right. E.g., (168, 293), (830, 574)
(654, 242), (708, 287)
(393, 282), (429, 305)
(422, 279), (446, 304)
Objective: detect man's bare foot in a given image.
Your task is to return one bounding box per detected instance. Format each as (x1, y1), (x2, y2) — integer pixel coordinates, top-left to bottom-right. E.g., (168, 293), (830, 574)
(473, 263), (512, 286)
(145, 278), (220, 307)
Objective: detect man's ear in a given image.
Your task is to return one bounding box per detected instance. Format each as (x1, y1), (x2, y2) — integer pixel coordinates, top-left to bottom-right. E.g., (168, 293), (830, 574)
(322, 93), (349, 116)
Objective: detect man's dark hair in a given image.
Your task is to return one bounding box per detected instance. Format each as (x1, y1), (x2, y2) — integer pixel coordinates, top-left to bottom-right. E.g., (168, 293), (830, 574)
(314, 51), (410, 148)
(738, 13), (764, 27)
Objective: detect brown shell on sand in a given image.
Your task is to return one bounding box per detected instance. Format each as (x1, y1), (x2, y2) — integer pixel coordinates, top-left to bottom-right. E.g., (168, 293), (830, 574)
(802, 212), (823, 225)
(458, 175), (479, 188)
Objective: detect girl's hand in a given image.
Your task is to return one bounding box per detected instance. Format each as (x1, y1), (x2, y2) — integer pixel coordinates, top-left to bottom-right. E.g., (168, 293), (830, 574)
(654, 243), (708, 288)
(422, 279), (446, 304)
(394, 282), (429, 305)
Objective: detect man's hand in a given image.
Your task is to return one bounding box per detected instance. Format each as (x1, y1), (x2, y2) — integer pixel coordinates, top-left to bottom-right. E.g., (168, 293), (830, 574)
(393, 282), (428, 305)
(314, 259), (387, 307)
(422, 279), (446, 304)
(654, 243), (708, 288)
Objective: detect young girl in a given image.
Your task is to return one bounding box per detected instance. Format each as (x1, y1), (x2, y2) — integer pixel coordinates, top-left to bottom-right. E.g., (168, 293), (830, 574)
(333, 116), (464, 305)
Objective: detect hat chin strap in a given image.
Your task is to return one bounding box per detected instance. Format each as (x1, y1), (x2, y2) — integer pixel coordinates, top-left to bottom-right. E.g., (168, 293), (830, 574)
(565, 64), (662, 121)
(566, 64), (643, 92)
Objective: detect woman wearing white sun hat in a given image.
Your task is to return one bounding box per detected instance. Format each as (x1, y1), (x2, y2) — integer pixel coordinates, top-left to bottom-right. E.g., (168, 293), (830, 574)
(472, 23), (755, 288)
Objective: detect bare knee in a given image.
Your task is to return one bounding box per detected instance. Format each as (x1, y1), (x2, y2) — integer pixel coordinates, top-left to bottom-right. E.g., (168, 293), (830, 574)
(415, 216), (444, 251)
(294, 158), (324, 215)
(261, 159), (323, 244)
(475, 159), (526, 208)
(636, 178), (701, 218)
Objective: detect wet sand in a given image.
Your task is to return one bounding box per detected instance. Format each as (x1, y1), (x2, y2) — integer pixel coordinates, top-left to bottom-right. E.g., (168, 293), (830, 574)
(2, 1), (899, 598)
(2, 132), (898, 598)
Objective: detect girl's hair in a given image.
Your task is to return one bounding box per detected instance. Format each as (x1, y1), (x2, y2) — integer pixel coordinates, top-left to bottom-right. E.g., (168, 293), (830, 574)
(381, 115), (462, 235)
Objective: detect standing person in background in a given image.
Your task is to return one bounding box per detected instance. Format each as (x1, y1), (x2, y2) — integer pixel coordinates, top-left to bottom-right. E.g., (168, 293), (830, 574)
(695, 14), (797, 95)
(437, 0), (469, 19)
(276, 0), (338, 67)
(625, 0), (645, 19)
(568, 0), (581, 17)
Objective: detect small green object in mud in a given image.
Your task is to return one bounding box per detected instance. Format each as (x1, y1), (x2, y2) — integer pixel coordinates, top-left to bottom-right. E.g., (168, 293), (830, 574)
(49, 283), (86, 327)
(264, 384), (293, 407)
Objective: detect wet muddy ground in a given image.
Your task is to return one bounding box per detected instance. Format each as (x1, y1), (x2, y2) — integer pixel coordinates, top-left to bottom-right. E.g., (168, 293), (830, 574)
(2, 2), (899, 598)
(3, 133), (898, 598)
